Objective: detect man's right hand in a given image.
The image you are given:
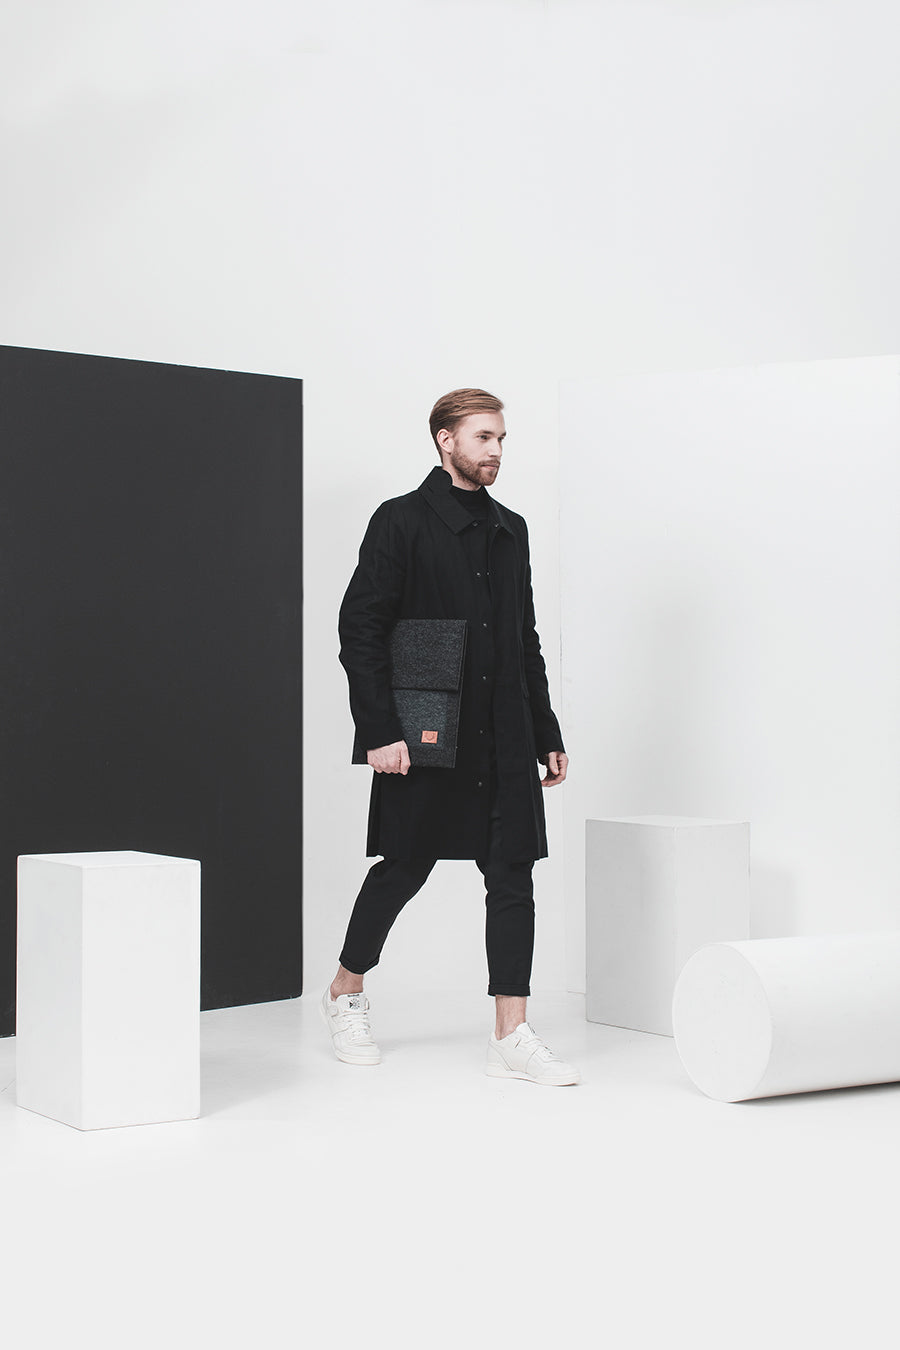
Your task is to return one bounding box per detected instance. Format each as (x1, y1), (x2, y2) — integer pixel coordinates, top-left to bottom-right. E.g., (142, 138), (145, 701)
(367, 740), (411, 775)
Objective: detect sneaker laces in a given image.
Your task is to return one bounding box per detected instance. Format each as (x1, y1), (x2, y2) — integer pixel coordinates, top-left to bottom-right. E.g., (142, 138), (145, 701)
(519, 1023), (557, 1061)
(338, 1004), (375, 1043)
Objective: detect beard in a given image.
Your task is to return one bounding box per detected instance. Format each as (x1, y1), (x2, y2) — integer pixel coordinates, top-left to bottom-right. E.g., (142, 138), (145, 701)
(448, 447), (501, 489)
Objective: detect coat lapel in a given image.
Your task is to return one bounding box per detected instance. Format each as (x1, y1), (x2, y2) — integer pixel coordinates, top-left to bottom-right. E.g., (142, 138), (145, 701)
(418, 465), (514, 535)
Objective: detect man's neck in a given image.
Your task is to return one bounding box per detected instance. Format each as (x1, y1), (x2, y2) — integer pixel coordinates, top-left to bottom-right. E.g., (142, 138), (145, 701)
(445, 471), (479, 491)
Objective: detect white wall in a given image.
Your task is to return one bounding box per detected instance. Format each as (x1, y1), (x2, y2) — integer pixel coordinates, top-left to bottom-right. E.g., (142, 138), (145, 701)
(561, 356), (900, 992)
(2, 0), (900, 1001)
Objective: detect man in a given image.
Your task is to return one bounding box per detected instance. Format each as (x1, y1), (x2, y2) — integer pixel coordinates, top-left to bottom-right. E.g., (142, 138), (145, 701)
(323, 388), (580, 1086)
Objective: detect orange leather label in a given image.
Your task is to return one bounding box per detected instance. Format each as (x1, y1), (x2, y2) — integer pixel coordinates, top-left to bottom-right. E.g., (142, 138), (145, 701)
(421, 730), (438, 744)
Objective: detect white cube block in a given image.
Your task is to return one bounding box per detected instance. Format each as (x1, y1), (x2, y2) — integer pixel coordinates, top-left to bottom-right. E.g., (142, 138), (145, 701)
(16, 850), (201, 1130)
(672, 932), (900, 1101)
(586, 816), (750, 1035)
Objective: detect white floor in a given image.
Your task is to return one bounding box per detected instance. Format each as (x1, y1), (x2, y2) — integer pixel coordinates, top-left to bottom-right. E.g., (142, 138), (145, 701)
(0, 987), (896, 1350)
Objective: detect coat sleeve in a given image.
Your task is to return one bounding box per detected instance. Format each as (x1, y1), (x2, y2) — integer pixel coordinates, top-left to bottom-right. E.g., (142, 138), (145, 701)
(521, 528), (566, 757)
(338, 501), (406, 752)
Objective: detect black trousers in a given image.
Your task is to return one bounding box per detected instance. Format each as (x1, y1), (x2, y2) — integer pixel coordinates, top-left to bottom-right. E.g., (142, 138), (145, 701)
(339, 801), (535, 997)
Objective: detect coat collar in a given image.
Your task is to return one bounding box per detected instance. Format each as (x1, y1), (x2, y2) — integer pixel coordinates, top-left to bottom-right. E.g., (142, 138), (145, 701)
(418, 465), (514, 536)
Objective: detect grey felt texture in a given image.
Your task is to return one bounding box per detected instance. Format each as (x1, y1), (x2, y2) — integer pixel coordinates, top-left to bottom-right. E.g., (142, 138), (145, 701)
(394, 689), (460, 768)
(389, 619), (467, 691)
(351, 619), (467, 768)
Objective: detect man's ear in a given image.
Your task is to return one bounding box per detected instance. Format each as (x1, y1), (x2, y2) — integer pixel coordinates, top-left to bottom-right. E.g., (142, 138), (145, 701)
(435, 428), (453, 456)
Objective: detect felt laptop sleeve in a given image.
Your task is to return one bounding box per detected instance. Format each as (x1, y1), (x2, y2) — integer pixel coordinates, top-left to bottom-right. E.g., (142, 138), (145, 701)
(351, 618), (468, 769)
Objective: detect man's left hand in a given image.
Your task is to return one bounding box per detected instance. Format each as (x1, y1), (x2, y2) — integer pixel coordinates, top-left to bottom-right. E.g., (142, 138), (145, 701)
(540, 751), (568, 788)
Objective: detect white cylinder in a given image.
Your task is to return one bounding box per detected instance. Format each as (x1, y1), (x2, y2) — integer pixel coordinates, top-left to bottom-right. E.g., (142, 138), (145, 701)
(671, 931), (900, 1102)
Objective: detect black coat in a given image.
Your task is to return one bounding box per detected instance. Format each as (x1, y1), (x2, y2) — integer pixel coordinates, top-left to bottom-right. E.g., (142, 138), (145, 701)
(339, 466), (565, 861)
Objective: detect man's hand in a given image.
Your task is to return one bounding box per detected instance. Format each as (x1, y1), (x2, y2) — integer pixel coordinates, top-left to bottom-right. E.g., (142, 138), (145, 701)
(540, 751), (569, 788)
(367, 740), (411, 775)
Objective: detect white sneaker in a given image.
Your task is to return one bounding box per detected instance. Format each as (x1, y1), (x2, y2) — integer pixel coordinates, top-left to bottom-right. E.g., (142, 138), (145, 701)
(486, 1021), (581, 1086)
(320, 987), (381, 1065)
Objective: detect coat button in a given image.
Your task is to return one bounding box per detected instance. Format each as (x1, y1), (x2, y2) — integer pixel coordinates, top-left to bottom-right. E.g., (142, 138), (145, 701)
(482, 675), (487, 682)
(482, 622), (488, 628)
(477, 780), (483, 788)
(475, 571), (481, 577)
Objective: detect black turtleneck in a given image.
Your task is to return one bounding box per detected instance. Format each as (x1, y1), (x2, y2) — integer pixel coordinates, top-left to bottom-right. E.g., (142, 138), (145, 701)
(449, 484), (491, 519)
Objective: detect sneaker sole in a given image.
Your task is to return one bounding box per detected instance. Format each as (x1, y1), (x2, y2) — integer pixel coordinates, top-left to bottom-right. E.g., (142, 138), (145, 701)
(335, 1049), (381, 1066)
(485, 1063), (581, 1086)
(319, 997), (381, 1065)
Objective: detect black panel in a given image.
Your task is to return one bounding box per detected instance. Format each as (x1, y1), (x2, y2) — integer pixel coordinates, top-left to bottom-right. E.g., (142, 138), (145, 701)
(0, 346), (303, 1034)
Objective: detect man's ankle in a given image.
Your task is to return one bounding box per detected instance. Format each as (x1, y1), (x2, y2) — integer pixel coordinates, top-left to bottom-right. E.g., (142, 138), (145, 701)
(494, 995), (527, 1041)
(330, 980), (364, 1001)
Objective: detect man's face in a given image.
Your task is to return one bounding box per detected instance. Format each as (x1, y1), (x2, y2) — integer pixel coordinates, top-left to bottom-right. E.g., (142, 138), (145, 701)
(440, 411), (507, 489)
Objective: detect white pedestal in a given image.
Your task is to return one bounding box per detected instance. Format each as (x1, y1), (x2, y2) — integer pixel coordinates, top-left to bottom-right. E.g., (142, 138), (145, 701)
(16, 850), (201, 1130)
(586, 816), (750, 1035)
(672, 931), (900, 1101)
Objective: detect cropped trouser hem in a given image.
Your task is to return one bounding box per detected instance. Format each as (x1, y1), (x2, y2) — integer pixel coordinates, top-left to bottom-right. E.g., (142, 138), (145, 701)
(339, 806), (535, 995)
(339, 854), (436, 978)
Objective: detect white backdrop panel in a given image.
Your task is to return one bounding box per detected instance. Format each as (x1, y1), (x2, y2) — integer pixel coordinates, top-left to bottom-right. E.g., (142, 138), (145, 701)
(560, 356), (900, 993)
